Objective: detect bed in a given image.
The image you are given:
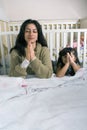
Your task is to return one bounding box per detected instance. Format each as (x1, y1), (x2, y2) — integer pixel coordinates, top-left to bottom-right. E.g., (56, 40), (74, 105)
(0, 67), (87, 130)
(0, 19), (87, 130)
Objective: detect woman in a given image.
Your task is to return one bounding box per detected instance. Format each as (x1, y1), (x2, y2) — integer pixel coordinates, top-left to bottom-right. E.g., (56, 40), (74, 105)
(9, 19), (53, 78)
(56, 47), (81, 77)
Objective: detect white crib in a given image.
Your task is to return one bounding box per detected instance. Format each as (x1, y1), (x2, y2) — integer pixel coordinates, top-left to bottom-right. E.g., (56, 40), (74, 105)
(0, 20), (87, 75)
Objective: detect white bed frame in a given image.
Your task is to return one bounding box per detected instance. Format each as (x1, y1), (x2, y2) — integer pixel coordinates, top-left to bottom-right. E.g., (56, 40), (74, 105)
(0, 20), (87, 74)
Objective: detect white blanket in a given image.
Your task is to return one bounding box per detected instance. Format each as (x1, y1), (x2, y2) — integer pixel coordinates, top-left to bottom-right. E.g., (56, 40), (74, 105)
(0, 68), (87, 130)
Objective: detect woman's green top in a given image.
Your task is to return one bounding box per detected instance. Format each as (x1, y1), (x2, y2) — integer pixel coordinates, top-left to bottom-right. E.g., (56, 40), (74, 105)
(9, 43), (53, 78)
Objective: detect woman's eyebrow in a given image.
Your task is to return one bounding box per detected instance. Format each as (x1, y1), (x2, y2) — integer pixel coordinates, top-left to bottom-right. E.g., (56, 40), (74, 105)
(25, 27), (37, 30)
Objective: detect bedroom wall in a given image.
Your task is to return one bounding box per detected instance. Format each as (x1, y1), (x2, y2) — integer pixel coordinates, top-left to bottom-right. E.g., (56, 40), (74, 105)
(80, 17), (87, 28)
(0, 8), (7, 21)
(0, 0), (8, 21)
(1, 0), (87, 21)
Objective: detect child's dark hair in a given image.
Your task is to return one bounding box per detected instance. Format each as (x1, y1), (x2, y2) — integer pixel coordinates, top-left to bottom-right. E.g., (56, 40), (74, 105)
(57, 47), (81, 68)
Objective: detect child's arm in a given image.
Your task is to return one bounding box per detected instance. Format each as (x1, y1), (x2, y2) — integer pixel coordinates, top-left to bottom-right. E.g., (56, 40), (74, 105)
(71, 62), (81, 72)
(69, 53), (81, 72)
(56, 62), (70, 77)
(56, 53), (70, 77)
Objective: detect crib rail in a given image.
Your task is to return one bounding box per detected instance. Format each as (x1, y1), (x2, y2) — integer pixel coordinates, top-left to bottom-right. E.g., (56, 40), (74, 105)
(0, 29), (87, 75)
(43, 29), (87, 62)
(8, 19), (80, 32)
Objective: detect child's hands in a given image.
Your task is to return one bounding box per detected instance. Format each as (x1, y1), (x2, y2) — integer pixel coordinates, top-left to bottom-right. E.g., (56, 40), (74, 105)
(68, 52), (75, 64)
(66, 53), (70, 63)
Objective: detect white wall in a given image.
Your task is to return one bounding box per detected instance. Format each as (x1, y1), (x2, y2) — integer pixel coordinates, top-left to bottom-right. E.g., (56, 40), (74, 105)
(0, 0), (8, 21)
(1, 0), (87, 21)
(80, 17), (87, 28)
(0, 8), (8, 21)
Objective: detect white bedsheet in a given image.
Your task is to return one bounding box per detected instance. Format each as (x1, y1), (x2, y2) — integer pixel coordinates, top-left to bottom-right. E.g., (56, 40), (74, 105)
(0, 68), (87, 130)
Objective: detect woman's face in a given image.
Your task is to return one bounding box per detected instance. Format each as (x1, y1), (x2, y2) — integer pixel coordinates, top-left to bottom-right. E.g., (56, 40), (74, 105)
(24, 23), (38, 43)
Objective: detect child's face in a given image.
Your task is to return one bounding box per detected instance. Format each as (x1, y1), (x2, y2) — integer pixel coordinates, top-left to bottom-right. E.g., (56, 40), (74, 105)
(62, 55), (67, 64)
(62, 51), (76, 64)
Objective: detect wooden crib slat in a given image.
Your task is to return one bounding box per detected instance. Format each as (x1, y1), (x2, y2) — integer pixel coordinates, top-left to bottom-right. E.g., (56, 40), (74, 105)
(83, 32), (87, 67)
(0, 35), (6, 74)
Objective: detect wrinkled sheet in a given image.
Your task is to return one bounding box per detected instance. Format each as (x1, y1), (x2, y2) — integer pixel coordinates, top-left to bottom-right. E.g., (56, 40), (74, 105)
(0, 68), (87, 130)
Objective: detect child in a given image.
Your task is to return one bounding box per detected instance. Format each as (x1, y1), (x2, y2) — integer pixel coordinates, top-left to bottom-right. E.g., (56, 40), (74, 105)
(56, 47), (81, 77)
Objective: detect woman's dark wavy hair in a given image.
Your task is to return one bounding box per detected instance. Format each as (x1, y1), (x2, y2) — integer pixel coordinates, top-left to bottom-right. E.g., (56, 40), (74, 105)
(10, 19), (48, 56)
(57, 47), (81, 68)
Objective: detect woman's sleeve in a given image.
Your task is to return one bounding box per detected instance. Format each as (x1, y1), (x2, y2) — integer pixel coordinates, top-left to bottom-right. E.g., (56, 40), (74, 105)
(30, 47), (53, 78)
(9, 50), (27, 77)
